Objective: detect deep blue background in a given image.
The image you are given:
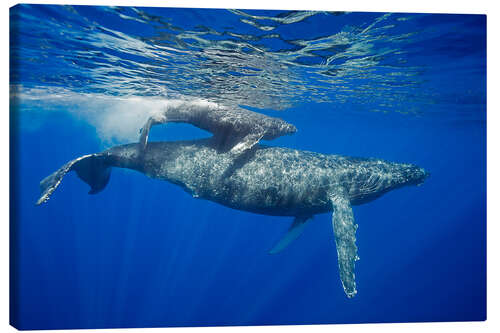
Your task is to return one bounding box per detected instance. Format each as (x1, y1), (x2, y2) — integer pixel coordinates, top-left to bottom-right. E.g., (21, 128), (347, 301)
(10, 5), (486, 330)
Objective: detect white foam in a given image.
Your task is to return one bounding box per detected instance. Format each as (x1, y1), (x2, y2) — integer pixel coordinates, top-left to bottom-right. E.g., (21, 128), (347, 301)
(10, 85), (218, 145)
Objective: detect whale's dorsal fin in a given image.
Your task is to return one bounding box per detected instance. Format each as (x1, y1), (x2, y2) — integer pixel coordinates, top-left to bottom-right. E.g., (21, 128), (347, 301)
(330, 193), (359, 298)
(269, 215), (312, 254)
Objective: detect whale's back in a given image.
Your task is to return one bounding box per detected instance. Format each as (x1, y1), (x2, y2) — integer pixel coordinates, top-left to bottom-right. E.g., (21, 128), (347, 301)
(139, 142), (348, 216)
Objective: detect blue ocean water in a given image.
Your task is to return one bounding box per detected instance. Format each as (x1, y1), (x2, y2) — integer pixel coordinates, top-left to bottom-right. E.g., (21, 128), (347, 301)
(10, 5), (486, 330)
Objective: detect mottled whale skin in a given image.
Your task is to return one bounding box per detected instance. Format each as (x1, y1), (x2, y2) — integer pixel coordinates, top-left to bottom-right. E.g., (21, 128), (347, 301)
(37, 139), (428, 298)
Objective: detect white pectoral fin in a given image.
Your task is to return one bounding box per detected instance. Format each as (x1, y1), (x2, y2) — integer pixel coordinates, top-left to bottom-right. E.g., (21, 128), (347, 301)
(330, 194), (359, 298)
(269, 216), (311, 254)
(139, 114), (169, 153)
(230, 132), (265, 155)
(139, 117), (155, 153)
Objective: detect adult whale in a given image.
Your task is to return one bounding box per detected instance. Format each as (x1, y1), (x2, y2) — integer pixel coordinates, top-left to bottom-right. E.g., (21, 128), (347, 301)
(36, 139), (429, 298)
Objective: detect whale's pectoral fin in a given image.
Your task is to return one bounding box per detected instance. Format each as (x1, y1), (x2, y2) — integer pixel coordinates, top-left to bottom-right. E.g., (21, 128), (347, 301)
(139, 117), (156, 154)
(330, 193), (359, 298)
(36, 154), (111, 205)
(229, 132), (265, 155)
(139, 114), (171, 153)
(269, 216), (312, 254)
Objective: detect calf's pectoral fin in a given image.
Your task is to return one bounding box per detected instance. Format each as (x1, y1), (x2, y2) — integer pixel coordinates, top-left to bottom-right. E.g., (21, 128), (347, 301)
(330, 193), (359, 298)
(36, 154), (111, 205)
(269, 215), (312, 254)
(139, 114), (175, 153)
(139, 117), (156, 153)
(229, 132), (265, 155)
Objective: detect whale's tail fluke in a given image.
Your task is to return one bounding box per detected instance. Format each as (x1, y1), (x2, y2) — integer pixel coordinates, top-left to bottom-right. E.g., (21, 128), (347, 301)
(36, 153), (111, 205)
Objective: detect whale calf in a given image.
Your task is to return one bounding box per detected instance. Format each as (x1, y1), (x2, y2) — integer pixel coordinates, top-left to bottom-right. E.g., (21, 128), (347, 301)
(139, 100), (297, 155)
(36, 139), (428, 297)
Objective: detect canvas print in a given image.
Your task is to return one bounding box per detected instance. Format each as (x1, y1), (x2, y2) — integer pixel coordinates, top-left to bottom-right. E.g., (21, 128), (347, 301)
(10, 4), (486, 330)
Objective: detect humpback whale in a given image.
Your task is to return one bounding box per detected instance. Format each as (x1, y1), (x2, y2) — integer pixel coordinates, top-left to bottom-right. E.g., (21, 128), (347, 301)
(36, 139), (428, 298)
(139, 100), (297, 154)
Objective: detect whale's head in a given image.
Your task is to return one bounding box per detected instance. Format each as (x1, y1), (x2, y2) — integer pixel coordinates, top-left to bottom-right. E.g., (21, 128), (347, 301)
(379, 162), (430, 191)
(262, 118), (297, 140)
(400, 164), (430, 187)
(347, 160), (429, 205)
(282, 122), (298, 135)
